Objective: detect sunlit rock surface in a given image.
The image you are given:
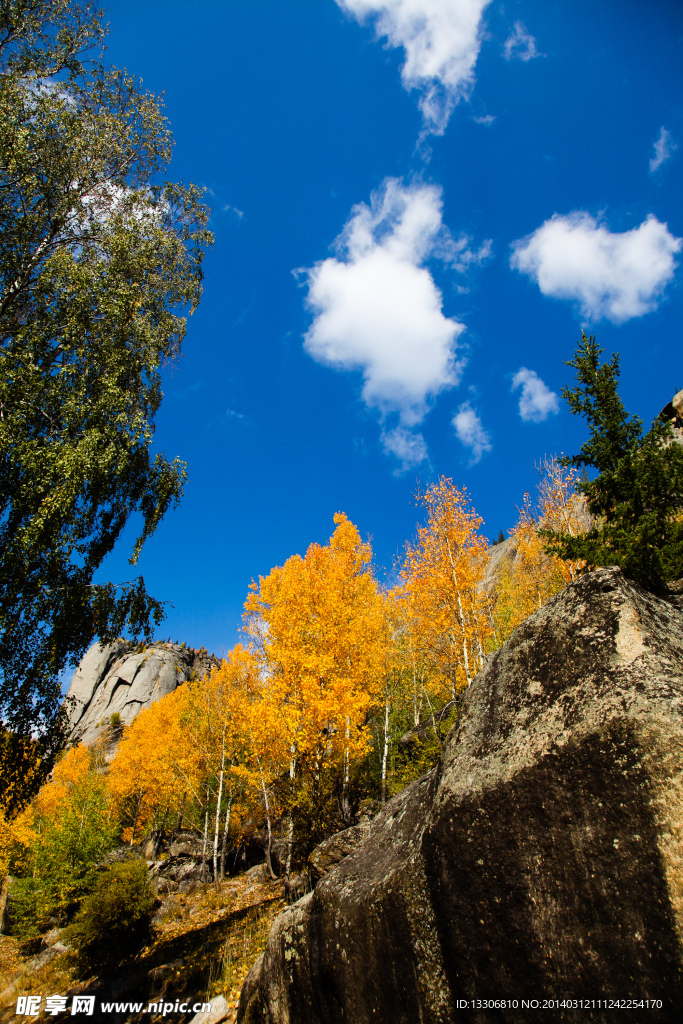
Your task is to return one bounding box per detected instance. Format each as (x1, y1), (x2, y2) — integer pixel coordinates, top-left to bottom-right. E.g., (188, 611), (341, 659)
(64, 640), (218, 749)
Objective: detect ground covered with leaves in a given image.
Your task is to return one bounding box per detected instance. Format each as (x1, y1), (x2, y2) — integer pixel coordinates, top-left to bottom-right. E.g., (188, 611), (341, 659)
(0, 873), (286, 1023)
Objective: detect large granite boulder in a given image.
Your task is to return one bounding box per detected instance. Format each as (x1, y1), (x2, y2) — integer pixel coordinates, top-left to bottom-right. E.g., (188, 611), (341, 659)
(238, 568), (683, 1023)
(64, 640), (219, 748)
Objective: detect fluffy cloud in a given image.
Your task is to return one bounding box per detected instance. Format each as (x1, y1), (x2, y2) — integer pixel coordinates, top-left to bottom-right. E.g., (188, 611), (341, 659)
(380, 425), (428, 470)
(503, 22), (540, 62)
(303, 179), (480, 457)
(650, 127), (677, 174)
(336, 0), (491, 133)
(510, 212), (682, 323)
(511, 368), (559, 423)
(452, 401), (491, 463)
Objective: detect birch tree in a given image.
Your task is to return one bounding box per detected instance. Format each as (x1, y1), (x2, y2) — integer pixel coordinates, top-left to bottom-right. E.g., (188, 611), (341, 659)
(401, 479), (491, 695)
(244, 512), (386, 890)
(0, 0), (212, 806)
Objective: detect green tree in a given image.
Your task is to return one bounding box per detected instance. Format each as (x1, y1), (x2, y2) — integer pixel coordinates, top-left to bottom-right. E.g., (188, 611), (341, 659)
(5, 743), (117, 940)
(65, 860), (156, 969)
(0, 0), (213, 807)
(544, 333), (683, 592)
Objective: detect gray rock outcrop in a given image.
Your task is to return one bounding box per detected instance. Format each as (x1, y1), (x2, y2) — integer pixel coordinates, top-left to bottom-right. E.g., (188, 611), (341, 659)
(64, 640), (219, 748)
(238, 568), (683, 1023)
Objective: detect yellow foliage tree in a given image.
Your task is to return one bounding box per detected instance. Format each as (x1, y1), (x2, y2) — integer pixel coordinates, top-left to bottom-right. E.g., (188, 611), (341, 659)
(244, 512), (387, 883)
(0, 805), (35, 877)
(4, 745), (115, 918)
(107, 644), (285, 883)
(107, 684), (190, 845)
(0, 737), (42, 875)
(178, 644), (281, 886)
(493, 458), (587, 643)
(401, 479), (492, 694)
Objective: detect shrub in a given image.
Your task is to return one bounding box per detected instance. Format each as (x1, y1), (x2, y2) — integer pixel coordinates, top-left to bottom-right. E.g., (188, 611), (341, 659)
(65, 860), (156, 970)
(388, 706), (459, 797)
(110, 712), (121, 728)
(6, 877), (50, 944)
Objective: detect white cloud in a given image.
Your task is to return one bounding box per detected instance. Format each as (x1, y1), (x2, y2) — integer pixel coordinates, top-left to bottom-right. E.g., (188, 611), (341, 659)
(510, 212), (682, 323)
(511, 368), (559, 423)
(473, 113), (495, 126)
(452, 401), (491, 463)
(649, 127), (677, 174)
(380, 426), (428, 469)
(303, 178), (481, 438)
(336, 0), (491, 134)
(503, 21), (540, 62)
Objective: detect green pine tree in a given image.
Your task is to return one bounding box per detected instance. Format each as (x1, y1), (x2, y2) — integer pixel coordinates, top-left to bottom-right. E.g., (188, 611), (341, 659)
(544, 333), (683, 593)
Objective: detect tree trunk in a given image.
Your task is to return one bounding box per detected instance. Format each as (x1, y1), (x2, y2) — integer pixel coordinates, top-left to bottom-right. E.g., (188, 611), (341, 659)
(445, 535), (472, 686)
(411, 648), (420, 726)
(129, 792), (144, 847)
(220, 792), (232, 881)
(341, 716), (351, 826)
(381, 700), (390, 804)
(213, 739), (225, 891)
(476, 631), (485, 672)
(284, 752), (296, 899)
(256, 755), (277, 880)
(200, 787), (210, 886)
(176, 792), (186, 832)
(458, 592), (472, 686)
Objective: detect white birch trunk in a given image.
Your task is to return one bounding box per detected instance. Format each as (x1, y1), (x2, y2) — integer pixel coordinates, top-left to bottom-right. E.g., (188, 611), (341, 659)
(220, 792), (232, 881)
(381, 700), (390, 804)
(200, 787), (210, 886)
(284, 751), (296, 897)
(212, 738), (225, 891)
(256, 754), (277, 880)
(444, 535), (472, 686)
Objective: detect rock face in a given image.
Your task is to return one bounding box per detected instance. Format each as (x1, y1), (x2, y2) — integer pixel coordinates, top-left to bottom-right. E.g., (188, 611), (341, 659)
(64, 640), (219, 748)
(307, 823), (373, 885)
(238, 568), (683, 1023)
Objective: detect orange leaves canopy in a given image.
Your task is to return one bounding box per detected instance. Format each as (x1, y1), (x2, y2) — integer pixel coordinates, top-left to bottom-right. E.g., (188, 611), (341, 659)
(401, 478), (491, 692)
(244, 512), (386, 766)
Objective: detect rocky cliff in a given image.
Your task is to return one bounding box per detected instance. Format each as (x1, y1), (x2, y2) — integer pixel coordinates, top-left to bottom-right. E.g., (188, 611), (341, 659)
(64, 640), (219, 748)
(238, 567), (683, 1023)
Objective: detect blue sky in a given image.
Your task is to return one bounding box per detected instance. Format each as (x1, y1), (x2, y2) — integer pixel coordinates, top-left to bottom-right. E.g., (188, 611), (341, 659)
(91, 0), (683, 662)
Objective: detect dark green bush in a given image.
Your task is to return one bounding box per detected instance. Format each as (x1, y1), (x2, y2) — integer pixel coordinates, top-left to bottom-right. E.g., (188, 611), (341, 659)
(9, 869), (98, 945)
(65, 860), (156, 969)
(7, 878), (50, 944)
(388, 706), (459, 797)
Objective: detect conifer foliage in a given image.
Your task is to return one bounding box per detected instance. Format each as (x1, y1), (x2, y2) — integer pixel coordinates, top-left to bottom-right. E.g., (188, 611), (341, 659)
(545, 334), (683, 591)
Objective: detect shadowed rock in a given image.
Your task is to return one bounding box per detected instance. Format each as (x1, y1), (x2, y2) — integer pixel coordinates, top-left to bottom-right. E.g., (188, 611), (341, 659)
(237, 567), (683, 1023)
